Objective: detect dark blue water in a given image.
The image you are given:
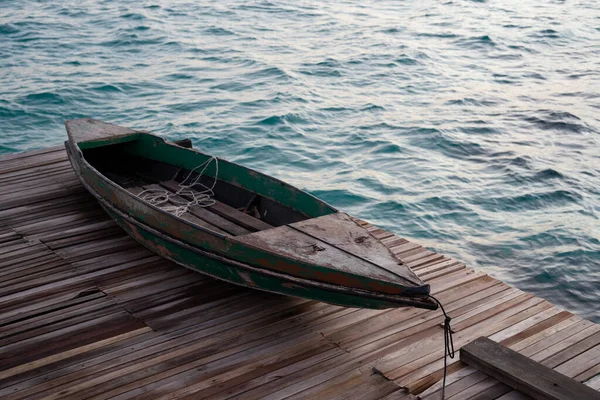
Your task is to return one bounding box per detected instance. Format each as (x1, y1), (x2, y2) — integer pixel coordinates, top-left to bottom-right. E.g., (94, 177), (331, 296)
(1, 0), (599, 321)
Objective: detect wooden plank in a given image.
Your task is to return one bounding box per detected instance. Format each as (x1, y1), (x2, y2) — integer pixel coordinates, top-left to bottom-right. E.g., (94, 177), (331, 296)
(137, 183), (247, 236)
(461, 337), (600, 400)
(0, 162), (71, 185)
(0, 326), (152, 381)
(489, 308), (568, 344)
(504, 314), (581, 351)
(448, 377), (510, 400)
(542, 331), (600, 369)
(137, 184), (231, 235)
(530, 324), (600, 363)
(419, 366), (477, 399)
(161, 180), (273, 232)
(554, 343), (600, 378)
(0, 145), (63, 163)
(185, 205), (251, 236)
(429, 370), (489, 399)
(576, 363), (600, 383)
(496, 392), (533, 400)
(0, 151), (68, 175)
(0, 287), (102, 326)
(0, 180), (85, 211)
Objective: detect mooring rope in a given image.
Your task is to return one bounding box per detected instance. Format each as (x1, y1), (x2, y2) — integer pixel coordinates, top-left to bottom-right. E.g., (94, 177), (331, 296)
(427, 294), (455, 400)
(137, 156), (219, 217)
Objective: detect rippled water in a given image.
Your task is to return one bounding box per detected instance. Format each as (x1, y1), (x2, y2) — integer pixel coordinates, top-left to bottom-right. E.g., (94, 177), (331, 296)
(1, 0), (599, 321)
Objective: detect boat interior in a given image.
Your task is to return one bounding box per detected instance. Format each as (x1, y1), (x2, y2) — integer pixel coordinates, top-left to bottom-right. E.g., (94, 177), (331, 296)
(81, 141), (323, 237)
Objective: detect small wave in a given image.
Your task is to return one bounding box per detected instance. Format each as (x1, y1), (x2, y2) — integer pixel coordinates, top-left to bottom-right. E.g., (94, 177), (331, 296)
(417, 32), (459, 39)
(410, 131), (490, 159)
(20, 92), (65, 105)
(121, 13), (145, 21)
(537, 29), (560, 39)
(256, 114), (306, 125)
(244, 66), (290, 80)
(101, 36), (165, 47)
(523, 72), (546, 80)
(298, 60), (343, 77)
(492, 73), (518, 84)
(418, 196), (471, 213)
(533, 168), (564, 181)
(320, 106), (352, 113)
(509, 156), (532, 168)
(90, 84), (124, 93)
(0, 105), (29, 119)
(455, 35), (497, 48)
(519, 230), (581, 248)
(310, 189), (373, 208)
(360, 104), (385, 112)
(445, 98), (497, 107)
(522, 110), (593, 134)
(163, 73), (195, 80)
(567, 71), (597, 80)
(0, 23), (19, 35)
(480, 190), (582, 212)
(395, 55), (418, 65)
(204, 27), (236, 36)
(213, 81), (254, 91)
(0, 143), (19, 154)
(369, 142), (404, 155)
(508, 44), (535, 53)
(381, 27), (401, 34)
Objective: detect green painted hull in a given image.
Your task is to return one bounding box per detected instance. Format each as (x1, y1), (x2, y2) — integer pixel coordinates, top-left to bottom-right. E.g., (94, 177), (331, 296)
(99, 198), (429, 310)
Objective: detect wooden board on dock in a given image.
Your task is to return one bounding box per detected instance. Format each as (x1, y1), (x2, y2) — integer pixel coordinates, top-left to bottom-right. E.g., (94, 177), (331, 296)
(461, 336), (600, 400)
(0, 147), (599, 399)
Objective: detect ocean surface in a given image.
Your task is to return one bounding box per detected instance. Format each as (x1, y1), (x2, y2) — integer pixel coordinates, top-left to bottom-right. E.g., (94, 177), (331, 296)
(1, 0), (599, 321)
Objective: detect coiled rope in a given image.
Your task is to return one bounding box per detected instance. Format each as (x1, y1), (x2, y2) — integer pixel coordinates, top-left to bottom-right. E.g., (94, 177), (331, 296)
(137, 156), (219, 217)
(427, 294), (455, 400)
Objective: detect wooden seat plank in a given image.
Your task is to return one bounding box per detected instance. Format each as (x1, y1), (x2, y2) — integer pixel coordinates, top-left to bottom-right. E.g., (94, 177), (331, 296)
(137, 183), (249, 236)
(136, 184), (231, 235)
(160, 180), (273, 232)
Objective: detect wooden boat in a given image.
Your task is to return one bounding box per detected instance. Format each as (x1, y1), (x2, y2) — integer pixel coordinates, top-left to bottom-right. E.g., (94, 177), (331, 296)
(65, 118), (436, 310)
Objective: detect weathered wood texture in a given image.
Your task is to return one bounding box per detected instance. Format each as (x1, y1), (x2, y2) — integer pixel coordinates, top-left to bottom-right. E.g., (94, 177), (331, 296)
(461, 337), (600, 400)
(0, 148), (599, 400)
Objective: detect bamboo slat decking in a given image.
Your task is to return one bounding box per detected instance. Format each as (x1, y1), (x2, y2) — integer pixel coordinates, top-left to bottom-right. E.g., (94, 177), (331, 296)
(0, 146), (599, 400)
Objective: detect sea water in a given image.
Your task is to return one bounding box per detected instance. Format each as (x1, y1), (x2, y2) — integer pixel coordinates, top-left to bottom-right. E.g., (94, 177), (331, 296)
(1, 0), (599, 321)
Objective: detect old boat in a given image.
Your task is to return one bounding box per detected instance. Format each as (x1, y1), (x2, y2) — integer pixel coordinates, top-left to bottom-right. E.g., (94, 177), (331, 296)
(65, 118), (437, 310)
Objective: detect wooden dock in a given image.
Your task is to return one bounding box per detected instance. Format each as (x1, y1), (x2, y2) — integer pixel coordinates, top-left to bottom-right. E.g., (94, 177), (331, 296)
(0, 146), (599, 400)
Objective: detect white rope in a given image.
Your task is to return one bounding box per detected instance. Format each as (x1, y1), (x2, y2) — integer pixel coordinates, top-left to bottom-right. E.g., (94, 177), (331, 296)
(137, 156), (219, 217)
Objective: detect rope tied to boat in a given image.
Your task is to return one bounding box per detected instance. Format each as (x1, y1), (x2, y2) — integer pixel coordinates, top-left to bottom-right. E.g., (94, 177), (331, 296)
(137, 156), (219, 217)
(427, 294), (455, 400)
